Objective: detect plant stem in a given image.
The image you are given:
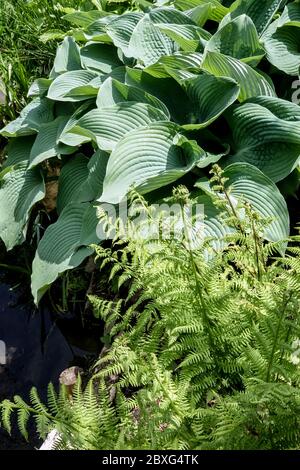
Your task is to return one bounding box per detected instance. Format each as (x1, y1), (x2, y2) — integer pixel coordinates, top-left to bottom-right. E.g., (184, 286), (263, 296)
(251, 216), (262, 281)
(265, 292), (292, 382)
(0, 263), (29, 274)
(180, 204), (214, 349)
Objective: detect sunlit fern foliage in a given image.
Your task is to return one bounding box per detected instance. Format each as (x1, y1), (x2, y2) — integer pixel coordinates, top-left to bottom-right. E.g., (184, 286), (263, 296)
(1, 167), (300, 449)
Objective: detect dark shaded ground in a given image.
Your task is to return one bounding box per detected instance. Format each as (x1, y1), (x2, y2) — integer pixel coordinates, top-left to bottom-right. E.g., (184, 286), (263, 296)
(0, 280), (101, 450)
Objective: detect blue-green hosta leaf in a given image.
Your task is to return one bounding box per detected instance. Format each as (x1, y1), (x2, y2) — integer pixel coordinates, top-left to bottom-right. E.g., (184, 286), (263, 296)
(192, 194), (234, 253)
(28, 79), (53, 98)
(102, 65), (127, 83)
(59, 100), (94, 127)
(162, 67), (197, 84)
(4, 136), (35, 167)
(96, 77), (170, 117)
(57, 150), (109, 213)
(58, 101), (95, 147)
(144, 51), (203, 78)
(57, 155), (89, 214)
(55, 101), (80, 118)
(244, 95), (300, 121)
(99, 122), (206, 204)
(175, 0), (229, 23)
(47, 70), (101, 102)
(0, 98), (54, 138)
(278, 2), (300, 28)
(202, 51), (276, 101)
(220, 0), (282, 36)
(106, 12), (143, 56)
(0, 162), (45, 250)
(67, 101), (169, 151)
(156, 23), (211, 52)
(29, 117), (76, 168)
(196, 162), (290, 248)
(149, 6), (196, 25)
(31, 202), (99, 304)
(51, 65), (126, 106)
(52, 36), (82, 75)
(128, 15), (176, 66)
(205, 14), (265, 65)
(82, 17), (116, 42)
(77, 150), (108, 202)
(184, 4), (213, 26)
(80, 43), (122, 73)
(193, 129), (230, 168)
(180, 72), (240, 129)
(125, 67), (194, 123)
(262, 18), (300, 76)
(223, 163), (289, 245)
(224, 96), (300, 182)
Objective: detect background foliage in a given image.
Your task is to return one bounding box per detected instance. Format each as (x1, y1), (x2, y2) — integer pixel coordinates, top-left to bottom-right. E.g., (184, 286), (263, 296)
(0, 0), (100, 124)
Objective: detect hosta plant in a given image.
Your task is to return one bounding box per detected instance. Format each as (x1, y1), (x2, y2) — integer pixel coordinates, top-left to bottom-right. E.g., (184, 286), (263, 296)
(0, 0), (299, 303)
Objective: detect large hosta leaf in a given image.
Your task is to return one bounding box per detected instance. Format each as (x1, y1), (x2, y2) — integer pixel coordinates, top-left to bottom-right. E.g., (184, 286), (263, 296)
(67, 102), (168, 151)
(106, 12), (144, 55)
(57, 155), (89, 213)
(156, 23), (211, 52)
(52, 36), (82, 75)
(128, 15), (176, 66)
(196, 162), (290, 247)
(0, 163), (45, 250)
(28, 79), (53, 98)
(223, 163), (289, 245)
(77, 150), (109, 203)
(175, 0), (229, 23)
(149, 6), (196, 25)
(224, 96), (300, 182)
(262, 18), (300, 76)
(0, 99), (54, 138)
(96, 77), (170, 117)
(244, 95), (300, 121)
(192, 193), (234, 253)
(184, 4), (213, 27)
(278, 2), (300, 28)
(125, 67), (193, 123)
(57, 150), (109, 213)
(29, 117), (76, 168)
(4, 137), (35, 167)
(58, 101), (95, 147)
(82, 17), (115, 42)
(31, 202), (100, 304)
(220, 0), (282, 36)
(202, 51), (276, 101)
(144, 51), (203, 78)
(47, 70), (101, 102)
(180, 72), (240, 129)
(80, 43), (122, 73)
(99, 122), (207, 204)
(205, 15), (265, 65)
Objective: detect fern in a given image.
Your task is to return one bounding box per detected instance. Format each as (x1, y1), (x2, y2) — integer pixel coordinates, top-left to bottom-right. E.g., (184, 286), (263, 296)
(1, 170), (300, 449)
